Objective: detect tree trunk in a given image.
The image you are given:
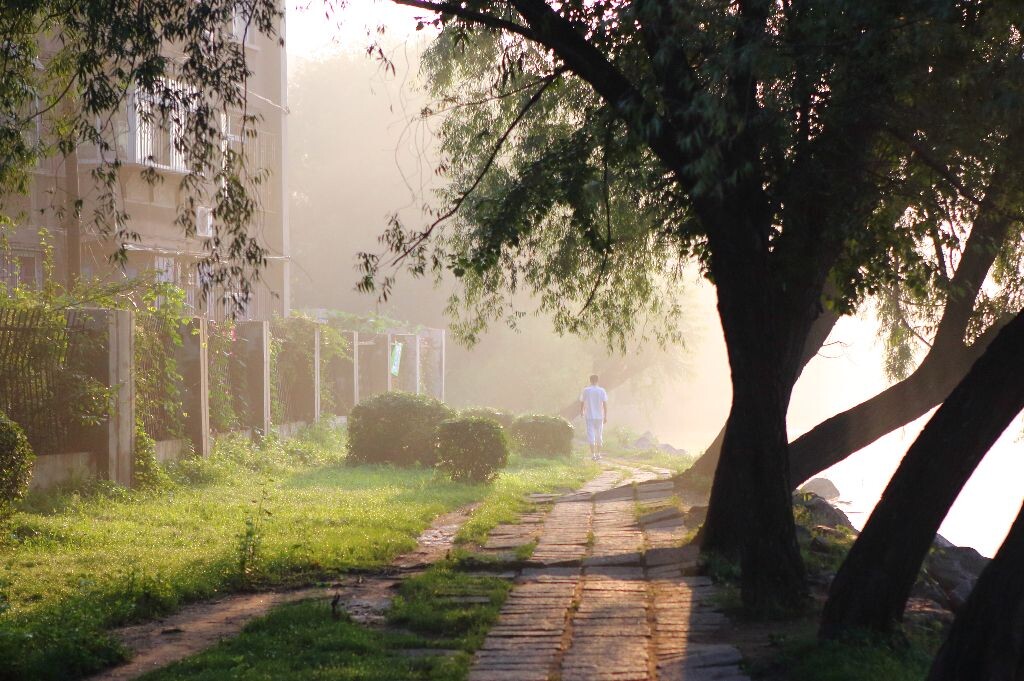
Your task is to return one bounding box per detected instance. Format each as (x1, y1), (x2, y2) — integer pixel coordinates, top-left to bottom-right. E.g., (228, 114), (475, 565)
(698, 244), (808, 614)
(679, 306), (839, 489)
(926, 500), (1024, 681)
(819, 308), (1024, 640)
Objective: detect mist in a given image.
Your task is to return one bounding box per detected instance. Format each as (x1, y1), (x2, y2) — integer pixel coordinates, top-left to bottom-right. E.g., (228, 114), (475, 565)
(287, 41), (1024, 558)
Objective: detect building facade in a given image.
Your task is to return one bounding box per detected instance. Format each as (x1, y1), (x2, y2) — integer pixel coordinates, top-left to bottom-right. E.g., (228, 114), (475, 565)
(0, 13), (289, 321)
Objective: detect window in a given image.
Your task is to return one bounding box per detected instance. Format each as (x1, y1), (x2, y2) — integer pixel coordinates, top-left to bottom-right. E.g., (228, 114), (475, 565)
(0, 251), (42, 290)
(134, 80), (194, 172)
(154, 256), (177, 284)
(196, 206), (214, 238)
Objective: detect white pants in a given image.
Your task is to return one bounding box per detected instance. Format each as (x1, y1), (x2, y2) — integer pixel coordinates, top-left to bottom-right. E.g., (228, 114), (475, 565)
(586, 418), (604, 446)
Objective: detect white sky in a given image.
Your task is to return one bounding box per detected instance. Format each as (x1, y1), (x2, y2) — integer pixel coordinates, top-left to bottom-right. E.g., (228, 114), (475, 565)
(286, 1), (429, 60)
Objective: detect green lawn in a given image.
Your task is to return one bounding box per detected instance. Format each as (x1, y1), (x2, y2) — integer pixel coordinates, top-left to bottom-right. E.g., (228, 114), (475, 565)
(139, 565), (511, 681)
(0, 427), (597, 681)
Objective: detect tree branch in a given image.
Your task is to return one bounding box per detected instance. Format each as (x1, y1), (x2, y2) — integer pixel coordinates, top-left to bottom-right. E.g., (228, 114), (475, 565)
(391, 0), (539, 42)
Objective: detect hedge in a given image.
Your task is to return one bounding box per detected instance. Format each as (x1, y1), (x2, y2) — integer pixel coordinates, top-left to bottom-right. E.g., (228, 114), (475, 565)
(347, 392), (454, 466)
(510, 414), (574, 458)
(0, 412), (35, 520)
(435, 416), (510, 483)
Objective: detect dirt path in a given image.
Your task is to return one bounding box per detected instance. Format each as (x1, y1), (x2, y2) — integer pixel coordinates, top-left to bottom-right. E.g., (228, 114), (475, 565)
(87, 504), (478, 681)
(469, 464), (751, 681)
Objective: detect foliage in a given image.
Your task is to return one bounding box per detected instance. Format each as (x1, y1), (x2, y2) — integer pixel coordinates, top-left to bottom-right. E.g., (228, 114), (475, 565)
(236, 488), (270, 588)
(458, 406), (517, 430)
(2, 230), (190, 447)
(347, 392), (454, 467)
(510, 414), (574, 458)
(132, 420), (172, 492)
(133, 285), (189, 442)
(0, 412), (35, 522)
(206, 320), (244, 432)
(435, 416), (510, 483)
(270, 314), (349, 424)
(0, 0), (283, 309)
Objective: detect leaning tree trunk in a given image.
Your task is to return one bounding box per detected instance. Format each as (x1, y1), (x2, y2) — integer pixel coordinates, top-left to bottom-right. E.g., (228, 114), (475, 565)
(926, 500), (1024, 681)
(819, 308), (1024, 640)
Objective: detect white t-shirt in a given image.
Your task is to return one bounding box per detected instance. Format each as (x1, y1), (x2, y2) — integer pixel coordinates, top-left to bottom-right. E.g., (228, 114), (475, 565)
(580, 385), (608, 420)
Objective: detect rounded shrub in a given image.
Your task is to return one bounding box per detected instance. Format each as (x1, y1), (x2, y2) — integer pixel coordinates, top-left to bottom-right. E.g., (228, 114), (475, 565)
(347, 392), (455, 466)
(435, 416), (510, 483)
(459, 406), (517, 430)
(511, 414), (574, 458)
(0, 412), (35, 520)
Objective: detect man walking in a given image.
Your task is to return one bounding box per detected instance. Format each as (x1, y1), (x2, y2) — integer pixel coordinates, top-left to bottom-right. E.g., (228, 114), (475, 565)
(579, 374), (608, 461)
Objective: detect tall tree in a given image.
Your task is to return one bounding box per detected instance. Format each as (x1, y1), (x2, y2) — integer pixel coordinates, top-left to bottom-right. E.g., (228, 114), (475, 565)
(364, 0), (1022, 612)
(819, 307), (1024, 639)
(683, 132), (1024, 490)
(926, 500), (1024, 681)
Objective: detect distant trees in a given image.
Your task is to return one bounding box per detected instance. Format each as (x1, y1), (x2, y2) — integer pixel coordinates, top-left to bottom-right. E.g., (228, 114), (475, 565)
(370, 0), (1024, 613)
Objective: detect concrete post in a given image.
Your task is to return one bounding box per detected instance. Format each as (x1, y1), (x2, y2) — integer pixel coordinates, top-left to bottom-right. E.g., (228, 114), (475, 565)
(109, 309), (135, 486)
(312, 323), (321, 422)
(80, 308), (135, 486)
(414, 332), (422, 395)
(386, 333), (394, 392)
(351, 330), (360, 407)
(236, 320), (271, 436)
(177, 318), (210, 457)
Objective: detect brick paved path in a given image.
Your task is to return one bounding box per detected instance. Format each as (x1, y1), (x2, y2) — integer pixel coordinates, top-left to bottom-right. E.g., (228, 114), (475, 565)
(470, 463), (750, 681)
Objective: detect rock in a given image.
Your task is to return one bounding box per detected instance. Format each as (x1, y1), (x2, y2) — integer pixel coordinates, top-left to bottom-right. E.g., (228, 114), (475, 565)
(933, 533), (954, 549)
(904, 597), (955, 627)
(793, 492), (854, 530)
(639, 507), (684, 527)
(795, 524), (812, 547)
(683, 505), (708, 527)
(912, 573), (950, 608)
(658, 443), (688, 456)
(633, 431), (658, 449)
(800, 477), (841, 500)
(925, 545), (989, 611)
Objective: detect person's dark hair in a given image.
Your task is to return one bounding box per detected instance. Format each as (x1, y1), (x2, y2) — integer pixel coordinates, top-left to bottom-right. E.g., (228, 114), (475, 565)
(589, 374), (599, 384)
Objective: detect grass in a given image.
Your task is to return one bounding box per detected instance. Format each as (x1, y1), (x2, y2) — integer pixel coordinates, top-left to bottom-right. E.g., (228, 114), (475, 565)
(454, 451), (599, 545)
(138, 564), (511, 681)
(767, 633), (939, 681)
(0, 427), (594, 681)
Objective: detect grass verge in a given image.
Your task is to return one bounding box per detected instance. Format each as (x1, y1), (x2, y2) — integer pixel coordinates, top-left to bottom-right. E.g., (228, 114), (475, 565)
(138, 563), (511, 681)
(0, 428), (592, 681)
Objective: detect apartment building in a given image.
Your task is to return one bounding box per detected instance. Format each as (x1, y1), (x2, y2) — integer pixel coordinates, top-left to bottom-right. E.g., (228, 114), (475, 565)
(0, 12), (289, 321)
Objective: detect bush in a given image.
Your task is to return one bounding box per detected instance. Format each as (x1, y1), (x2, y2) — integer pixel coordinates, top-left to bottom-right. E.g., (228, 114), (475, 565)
(459, 407), (517, 430)
(510, 414), (574, 457)
(347, 392), (454, 467)
(435, 417), (510, 483)
(0, 412), (35, 520)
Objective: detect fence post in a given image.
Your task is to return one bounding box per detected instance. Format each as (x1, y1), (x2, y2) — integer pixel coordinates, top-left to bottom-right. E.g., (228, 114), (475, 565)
(351, 330), (360, 407)
(104, 309), (135, 486)
(236, 320), (271, 437)
(178, 318), (210, 457)
(313, 323), (321, 422)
